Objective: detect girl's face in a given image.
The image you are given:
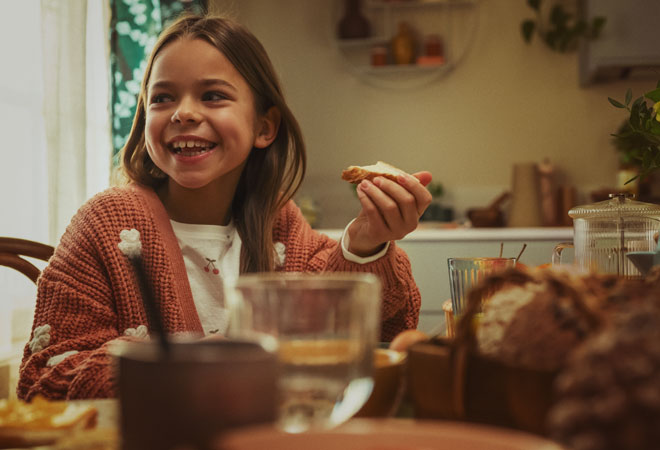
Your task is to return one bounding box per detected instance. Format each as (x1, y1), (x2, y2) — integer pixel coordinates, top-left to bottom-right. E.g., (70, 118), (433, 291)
(145, 38), (273, 192)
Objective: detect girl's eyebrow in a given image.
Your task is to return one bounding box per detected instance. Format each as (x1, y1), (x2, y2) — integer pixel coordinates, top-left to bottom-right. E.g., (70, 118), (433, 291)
(199, 78), (237, 91)
(149, 80), (174, 91)
(149, 79), (237, 92)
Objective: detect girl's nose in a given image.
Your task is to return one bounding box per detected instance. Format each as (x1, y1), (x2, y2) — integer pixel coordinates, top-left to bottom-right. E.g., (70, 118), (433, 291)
(171, 101), (201, 124)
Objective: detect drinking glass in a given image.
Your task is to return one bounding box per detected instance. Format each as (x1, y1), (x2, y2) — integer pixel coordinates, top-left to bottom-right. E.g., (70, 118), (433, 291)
(227, 272), (382, 433)
(448, 257), (516, 316)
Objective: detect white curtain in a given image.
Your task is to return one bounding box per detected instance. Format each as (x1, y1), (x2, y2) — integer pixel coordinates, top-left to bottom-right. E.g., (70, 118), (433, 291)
(41, 0), (111, 245)
(0, 0), (111, 396)
(0, 0), (49, 364)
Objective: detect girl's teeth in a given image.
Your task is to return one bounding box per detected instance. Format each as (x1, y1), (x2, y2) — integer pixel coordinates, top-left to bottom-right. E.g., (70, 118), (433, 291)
(172, 140), (213, 149)
(173, 144), (215, 156)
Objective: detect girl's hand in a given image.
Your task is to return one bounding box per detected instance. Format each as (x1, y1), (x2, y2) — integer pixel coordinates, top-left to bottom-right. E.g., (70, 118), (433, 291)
(348, 171), (433, 257)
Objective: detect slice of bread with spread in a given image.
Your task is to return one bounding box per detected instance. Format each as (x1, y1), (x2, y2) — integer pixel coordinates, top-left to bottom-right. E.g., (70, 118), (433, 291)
(341, 161), (408, 184)
(0, 396), (98, 448)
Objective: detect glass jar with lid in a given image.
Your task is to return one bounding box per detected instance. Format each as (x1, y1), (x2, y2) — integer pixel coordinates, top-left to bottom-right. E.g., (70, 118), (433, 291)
(552, 193), (660, 277)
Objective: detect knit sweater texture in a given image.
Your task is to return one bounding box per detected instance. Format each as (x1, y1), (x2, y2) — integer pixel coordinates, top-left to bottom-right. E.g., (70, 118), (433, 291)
(18, 184), (421, 400)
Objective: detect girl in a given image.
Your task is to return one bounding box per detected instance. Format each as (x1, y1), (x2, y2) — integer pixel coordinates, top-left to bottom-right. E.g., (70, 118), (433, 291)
(18, 14), (432, 400)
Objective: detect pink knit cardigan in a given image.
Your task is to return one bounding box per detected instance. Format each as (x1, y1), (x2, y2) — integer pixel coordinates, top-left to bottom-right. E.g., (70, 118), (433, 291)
(18, 184), (421, 400)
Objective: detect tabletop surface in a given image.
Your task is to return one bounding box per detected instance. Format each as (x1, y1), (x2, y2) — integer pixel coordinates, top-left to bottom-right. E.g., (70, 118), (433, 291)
(2, 399), (565, 450)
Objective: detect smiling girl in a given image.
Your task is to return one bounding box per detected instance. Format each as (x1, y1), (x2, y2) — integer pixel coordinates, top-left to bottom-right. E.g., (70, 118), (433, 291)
(18, 15), (432, 400)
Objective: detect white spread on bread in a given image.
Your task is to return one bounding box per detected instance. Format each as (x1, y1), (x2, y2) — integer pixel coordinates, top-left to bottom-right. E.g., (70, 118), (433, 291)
(341, 161), (407, 184)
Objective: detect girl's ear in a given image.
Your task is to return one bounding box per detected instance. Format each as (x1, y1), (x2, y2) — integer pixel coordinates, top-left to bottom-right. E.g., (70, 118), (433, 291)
(254, 106), (281, 149)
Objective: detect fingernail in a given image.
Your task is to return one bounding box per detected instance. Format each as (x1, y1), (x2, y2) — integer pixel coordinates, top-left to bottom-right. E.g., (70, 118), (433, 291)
(373, 177), (383, 186)
(359, 180), (370, 191)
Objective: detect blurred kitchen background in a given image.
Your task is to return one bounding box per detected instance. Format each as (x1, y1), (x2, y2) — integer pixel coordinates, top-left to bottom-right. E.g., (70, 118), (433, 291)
(208, 0), (658, 229)
(1, 0), (659, 394)
(3, 0), (658, 239)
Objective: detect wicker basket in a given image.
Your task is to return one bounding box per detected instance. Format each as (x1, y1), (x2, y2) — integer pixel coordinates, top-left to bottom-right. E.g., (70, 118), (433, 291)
(407, 268), (600, 436)
(407, 336), (557, 435)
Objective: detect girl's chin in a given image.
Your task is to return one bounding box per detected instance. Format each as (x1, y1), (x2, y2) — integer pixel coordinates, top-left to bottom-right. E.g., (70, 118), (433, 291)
(168, 177), (217, 191)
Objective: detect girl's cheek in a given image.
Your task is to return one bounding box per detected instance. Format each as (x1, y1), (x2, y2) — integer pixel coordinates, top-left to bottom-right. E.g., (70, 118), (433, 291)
(144, 116), (157, 142)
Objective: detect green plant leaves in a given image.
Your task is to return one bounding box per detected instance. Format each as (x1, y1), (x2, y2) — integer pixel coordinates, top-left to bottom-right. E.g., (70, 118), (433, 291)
(550, 5), (569, 28)
(650, 121), (660, 136)
(521, 20), (536, 42)
(611, 82), (660, 181)
(427, 182), (444, 198)
(608, 97), (626, 109)
(527, 0), (541, 11)
(522, 0), (606, 53)
(590, 16), (606, 38)
(644, 88), (660, 103)
(630, 98), (643, 129)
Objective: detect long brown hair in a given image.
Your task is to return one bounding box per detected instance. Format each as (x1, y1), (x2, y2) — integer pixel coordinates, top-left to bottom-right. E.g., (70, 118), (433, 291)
(120, 14), (306, 273)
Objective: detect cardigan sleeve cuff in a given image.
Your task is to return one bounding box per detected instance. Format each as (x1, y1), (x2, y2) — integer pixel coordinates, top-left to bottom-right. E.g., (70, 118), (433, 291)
(340, 219), (390, 264)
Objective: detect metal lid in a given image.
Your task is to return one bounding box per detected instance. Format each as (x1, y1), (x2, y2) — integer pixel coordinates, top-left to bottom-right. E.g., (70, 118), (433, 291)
(569, 193), (660, 220)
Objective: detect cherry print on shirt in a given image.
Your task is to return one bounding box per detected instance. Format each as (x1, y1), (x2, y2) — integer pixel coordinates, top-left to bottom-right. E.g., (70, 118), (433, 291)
(204, 258), (220, 275)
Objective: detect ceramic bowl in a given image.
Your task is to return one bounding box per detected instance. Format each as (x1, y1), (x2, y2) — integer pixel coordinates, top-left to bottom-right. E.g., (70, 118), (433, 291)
(354, 348), (406, 418)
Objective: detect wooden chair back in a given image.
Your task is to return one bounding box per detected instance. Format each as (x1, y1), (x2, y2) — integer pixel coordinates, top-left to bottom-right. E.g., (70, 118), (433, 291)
(0, 237), (54, 284)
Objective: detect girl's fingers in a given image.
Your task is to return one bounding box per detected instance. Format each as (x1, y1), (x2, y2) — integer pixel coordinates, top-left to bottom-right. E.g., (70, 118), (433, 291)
(357, 182), (388, 232)
(361, 179), (405, 231)
(400, 173), (433, 216)
(361, 178), (403, 236)
(358, 171), (434, 240)
(379, 177), (418, 225)
(376, 174), (432, 218)
(412, 171), (432, 187)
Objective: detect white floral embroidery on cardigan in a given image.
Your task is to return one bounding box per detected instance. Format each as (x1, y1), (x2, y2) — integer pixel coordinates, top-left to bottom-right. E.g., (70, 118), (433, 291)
(274, 242), (286, 267)
(29, 324), (51, 353)
(124, 325), (148, 338)
(118, 228), (142, 257)
(46, 350), (79, 367)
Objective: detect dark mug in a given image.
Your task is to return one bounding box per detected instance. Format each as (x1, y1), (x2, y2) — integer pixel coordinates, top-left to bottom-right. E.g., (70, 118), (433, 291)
(114, 339), (278, 450)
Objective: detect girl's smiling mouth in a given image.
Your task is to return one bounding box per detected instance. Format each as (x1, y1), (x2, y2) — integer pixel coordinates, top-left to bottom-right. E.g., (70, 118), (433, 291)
(167, 137), (218, 157)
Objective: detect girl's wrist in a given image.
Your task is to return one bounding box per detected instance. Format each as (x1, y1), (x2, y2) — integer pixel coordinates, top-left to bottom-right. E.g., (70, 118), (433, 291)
(346, 223), (385, 257)
(348, 238), (386, 257)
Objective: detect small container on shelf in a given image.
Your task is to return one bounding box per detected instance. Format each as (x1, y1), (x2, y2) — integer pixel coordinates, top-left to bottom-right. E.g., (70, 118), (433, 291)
(371, 46), (388, 66)
(338, 0), (371, 39)
(424, 33), (443, 57)
(417, 33), (445, 66)
(391, 21), (417, 65)
(416, 55), (445, 66)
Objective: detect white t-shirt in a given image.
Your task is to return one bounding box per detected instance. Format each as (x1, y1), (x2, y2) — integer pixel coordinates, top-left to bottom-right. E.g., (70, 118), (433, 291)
(169, 218), (389, 336)
(170, 220), (241, 336)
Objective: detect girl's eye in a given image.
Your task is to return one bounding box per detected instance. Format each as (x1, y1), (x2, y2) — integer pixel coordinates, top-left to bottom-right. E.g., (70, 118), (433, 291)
(150, 93), (173, 104)
(203, 91), (228, 102)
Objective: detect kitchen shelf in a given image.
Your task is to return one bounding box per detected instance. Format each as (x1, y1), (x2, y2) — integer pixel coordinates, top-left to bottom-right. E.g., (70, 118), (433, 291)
(334, 0), (479, 88)
(337, 37), (389, 48)
(366, 0), (478, 10)
(355, 62), (452, 75)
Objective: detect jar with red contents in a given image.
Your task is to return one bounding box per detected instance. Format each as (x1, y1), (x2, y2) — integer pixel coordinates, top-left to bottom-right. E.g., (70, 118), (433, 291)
(424, 34), (443, 57)
(417, 34), (444, 66)
(371, 46), (388, 66)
